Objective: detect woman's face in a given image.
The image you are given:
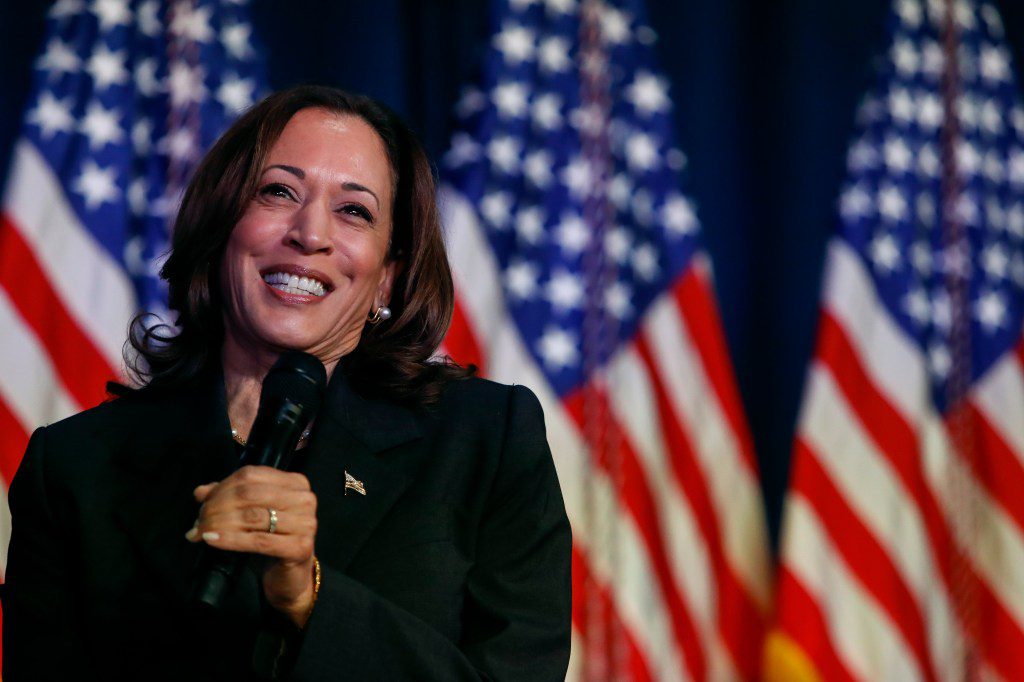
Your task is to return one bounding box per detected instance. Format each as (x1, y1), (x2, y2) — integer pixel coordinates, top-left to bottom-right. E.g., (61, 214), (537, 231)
(219, 108), (397, 367)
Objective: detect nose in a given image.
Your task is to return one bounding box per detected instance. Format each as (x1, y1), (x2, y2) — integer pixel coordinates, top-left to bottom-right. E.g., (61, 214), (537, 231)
(286, 200), (332, 254)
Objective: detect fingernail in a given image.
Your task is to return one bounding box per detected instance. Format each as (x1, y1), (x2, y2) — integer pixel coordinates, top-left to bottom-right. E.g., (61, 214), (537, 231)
(185, 527), (198, 542)
(202, 532), (220, 542)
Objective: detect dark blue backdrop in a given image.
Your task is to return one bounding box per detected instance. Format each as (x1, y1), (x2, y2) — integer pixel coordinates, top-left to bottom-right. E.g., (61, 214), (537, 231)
(4, 0), (1024, 546)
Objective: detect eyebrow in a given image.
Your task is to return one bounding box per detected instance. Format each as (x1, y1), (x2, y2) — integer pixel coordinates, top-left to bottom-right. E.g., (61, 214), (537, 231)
(266, 164), (381, 209)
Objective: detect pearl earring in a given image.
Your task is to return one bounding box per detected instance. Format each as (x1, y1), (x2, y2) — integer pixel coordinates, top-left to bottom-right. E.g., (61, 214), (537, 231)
(368, 305), (392, 324)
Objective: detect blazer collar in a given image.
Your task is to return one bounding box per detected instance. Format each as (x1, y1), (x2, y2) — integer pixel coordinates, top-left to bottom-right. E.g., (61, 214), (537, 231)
(293, 366), (429, 572)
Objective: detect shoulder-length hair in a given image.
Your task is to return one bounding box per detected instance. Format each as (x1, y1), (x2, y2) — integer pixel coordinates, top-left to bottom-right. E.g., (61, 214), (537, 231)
(127, 85), (470, 404)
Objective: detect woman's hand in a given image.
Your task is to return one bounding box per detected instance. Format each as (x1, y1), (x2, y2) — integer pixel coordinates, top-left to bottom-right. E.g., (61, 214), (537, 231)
(186, 465), (318, 628)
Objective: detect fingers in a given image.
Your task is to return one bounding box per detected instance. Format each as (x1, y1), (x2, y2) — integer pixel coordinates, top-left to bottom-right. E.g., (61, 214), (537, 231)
(199, 503), (317, 536)
(198, 528), (315, 563)
(193, 466), (310, 502)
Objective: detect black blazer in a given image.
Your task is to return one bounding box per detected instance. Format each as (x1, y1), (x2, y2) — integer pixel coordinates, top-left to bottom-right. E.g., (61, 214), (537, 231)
(1, 369), (571, 680)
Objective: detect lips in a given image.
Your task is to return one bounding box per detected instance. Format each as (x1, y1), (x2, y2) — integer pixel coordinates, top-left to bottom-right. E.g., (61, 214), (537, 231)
(260, 265), (333, 298)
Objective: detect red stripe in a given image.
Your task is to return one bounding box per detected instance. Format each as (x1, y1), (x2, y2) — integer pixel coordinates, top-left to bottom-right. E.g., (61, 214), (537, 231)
(0, 213), (114, 410)
(816, 310), (1024, 680)
(635, 334), (765, 680)
(445, 296), (486, 374)
(673, 267), (759, 472)
(572, 545), (653, 682)
(774, 566), (859, 682)
(959, 400), (1024, 537)
(792, 438), (937, 681)
(0, 398), (29, 488)
(564, 387), (707, 681)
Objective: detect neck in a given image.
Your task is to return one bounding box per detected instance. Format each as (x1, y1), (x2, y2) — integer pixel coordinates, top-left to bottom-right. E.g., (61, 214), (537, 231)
(220, 331), (340, 440)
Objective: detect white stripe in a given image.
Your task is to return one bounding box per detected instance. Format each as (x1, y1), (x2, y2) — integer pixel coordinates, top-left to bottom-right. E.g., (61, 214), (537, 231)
(441, 186), (689, 679)
(3, 140), (135, 372)
(0, 286), (79, 430)
(973, 352), (1024, 459)
(643, 286), (772, 609)
(919, 408), (1024, 632)
(821, 239), (929, 422)
(0, 484), (10, 577)
(606, 347), (737, 681)
(782, 495), (926, 681)
(799, 362), (961, 680)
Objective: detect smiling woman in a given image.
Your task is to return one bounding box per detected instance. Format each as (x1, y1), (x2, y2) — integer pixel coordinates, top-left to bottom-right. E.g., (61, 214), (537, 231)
(1, 86), (572, 681)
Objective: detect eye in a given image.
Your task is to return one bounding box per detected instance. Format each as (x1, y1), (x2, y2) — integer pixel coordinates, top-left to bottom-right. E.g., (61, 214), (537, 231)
(258, 183), (296, 201)
(339, 203), (374, 223)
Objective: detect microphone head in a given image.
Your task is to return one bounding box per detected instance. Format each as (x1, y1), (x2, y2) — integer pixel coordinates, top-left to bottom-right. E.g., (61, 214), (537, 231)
(262, 351), (328, 414)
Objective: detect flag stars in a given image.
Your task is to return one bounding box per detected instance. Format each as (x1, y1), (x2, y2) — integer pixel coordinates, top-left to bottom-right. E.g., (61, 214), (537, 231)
(956, 140), (982, 177)
(625, 132), (659, 171)
(538, 36), (572, 73)
(1007, 149), (1024, 186)
(544, 0), (576, 15)
(134, 58), (161, 97)
(869, 233), (902, 273)
(136, 0), (160, 37)
(605, 281), (633, 319)
(662, 195), (698, 236)
(532, 93), (563, 131)
(36, 39), (80, 78)
(514, 206), (546, 245)
(847, 139), (878, 171)
(929, 343), (952, 379)
(79, 101), (124, 150)
(160, 128), (198, 162)
(888, 87), (915, 125)
(170, 4), (214, 43)
(979, 99), (1003, 136)
(980, 44), (1011, 83)
(27, 92), (74, 138)
(523, 150), (554, 188)
(73, 160), (120, 209)
(555, 214), (590, 255)
(1007, 204), (1024, 238)
(86, 45), (129, 90)
(444, 133), (480, 167)
(167, 61), (207, 106)
(222, 22), (254, 60)
(625, 72), (670, 116)
(883, 136), (913, 174)
(983, 151), (1006, 183)
(90, 0), (132, 31)
(932, 290), (952, 332)
(840, 184), (872, 221)
(537, 326), (579, 371)
(505, 260), (539, 300)
(132, 118), (154, 154)
(921, 41), (945, 79)
(631, 243), (660, 280)
(917, 94), (943, 131)
(217, 75), (256, 114)
(561, 156), (593, 199)
(492, 81), (530, 118)
(545, 270), (584, 312)
(895, 0), (922, 27)
(903, 287), (931, 326)
(605, 227), (632, 264)
(877, 184), (908, 222)
(487, 135), (521, 173)
(481, 191), (513, 229)
(918, 144), (941, 178)
(599, 7), (631, 45)
(455, 88), (487, 118)
(892, 39), (919, 75)
(493, 23), (535, 64)
(974, 290), (1007, 332)
(980, 243), (1010, 280)
(910, 240), (932, 275)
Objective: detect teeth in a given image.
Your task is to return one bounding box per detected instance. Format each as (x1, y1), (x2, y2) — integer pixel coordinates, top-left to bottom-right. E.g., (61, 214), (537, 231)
(262, 271), (326, 297)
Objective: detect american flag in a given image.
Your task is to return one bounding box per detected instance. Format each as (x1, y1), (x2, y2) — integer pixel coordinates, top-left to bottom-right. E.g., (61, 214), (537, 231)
(0, 0), (265, 580)
(767, 0), (1024, 679)
(439, 0), (771, 678)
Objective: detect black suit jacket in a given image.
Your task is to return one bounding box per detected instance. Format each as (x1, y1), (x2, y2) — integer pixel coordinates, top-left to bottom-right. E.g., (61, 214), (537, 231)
(1, 369), (571, 680)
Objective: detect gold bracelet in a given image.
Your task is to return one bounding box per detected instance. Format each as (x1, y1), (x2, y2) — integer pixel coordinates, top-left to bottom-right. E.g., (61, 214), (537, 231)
(304, 557), (321, 627)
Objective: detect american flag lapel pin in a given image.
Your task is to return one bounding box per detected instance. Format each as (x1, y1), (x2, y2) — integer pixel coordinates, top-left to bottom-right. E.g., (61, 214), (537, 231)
(344, 471), (366, 496)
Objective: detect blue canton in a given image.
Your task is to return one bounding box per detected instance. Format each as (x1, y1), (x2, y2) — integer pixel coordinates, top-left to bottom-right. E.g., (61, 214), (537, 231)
(837, 0), (1024, 411)
(21, 0), (267, 319)
(442, 0), (703, 397)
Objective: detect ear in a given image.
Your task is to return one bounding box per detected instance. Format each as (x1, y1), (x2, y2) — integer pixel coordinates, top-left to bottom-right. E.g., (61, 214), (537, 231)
(375, 258), (403, 308)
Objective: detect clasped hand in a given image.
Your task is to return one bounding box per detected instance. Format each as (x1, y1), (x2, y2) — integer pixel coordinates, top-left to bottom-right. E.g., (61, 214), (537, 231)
(186, 465), (319, 628)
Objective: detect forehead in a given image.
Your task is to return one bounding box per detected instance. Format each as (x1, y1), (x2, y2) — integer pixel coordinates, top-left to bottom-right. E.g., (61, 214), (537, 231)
(266, 108), (393, 190)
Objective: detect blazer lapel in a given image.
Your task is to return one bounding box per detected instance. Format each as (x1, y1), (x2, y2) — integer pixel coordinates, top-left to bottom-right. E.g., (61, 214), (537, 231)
(113, 375), (238, 602)
(297, 370), (427, 572)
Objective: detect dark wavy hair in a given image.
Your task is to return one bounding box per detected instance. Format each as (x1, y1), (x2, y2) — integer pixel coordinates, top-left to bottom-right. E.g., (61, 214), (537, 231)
(126, 85), (471, 404)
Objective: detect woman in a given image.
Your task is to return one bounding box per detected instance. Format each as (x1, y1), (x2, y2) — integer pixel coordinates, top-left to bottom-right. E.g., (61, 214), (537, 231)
(1, 86), (571, 680)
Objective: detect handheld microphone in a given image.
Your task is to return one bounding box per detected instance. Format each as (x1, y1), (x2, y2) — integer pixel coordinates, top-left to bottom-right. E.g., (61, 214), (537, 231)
(191, 350), (327, 610)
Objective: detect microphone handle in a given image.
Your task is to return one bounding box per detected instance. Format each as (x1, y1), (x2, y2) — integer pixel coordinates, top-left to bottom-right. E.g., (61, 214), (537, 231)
(191, 398), (311, 610)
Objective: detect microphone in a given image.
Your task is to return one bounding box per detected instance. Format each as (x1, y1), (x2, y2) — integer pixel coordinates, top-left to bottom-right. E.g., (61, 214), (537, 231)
(191, 350), (327, 610)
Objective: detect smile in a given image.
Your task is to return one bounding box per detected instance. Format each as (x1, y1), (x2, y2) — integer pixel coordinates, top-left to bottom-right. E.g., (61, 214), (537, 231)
(262, 271), (328, 297)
